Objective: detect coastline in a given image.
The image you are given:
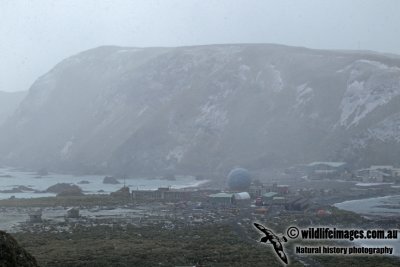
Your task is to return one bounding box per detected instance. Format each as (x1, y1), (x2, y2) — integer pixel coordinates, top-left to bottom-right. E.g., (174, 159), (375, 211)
(333, 194), (400, 218)
(0, 168), (206, 200)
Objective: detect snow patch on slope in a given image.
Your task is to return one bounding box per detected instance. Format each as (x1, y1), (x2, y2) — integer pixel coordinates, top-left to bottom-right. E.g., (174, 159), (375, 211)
(137, 105), (148, 117)
(291, 83), (315, 118)
(295, 83), (313, 107)
(60, 140), (73, 159)
(339, 60), (400, 128)
(366, 113), (400, 143)
(270, 65), (283, 92)
(238, 64), (251, 81)
(195, 101), (228, 133)
(166, 146), (185, 163)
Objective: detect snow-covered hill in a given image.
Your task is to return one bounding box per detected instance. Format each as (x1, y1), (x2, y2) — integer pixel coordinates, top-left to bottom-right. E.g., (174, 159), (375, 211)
(0, 44), (399, 175)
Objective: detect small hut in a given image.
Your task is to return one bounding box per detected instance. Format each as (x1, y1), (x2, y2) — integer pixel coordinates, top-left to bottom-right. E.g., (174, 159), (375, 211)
(66, 207), (80, 218)
(208, 193), (234, 207)
(233, 192), (251, 207)
(28, 210), (42, 223)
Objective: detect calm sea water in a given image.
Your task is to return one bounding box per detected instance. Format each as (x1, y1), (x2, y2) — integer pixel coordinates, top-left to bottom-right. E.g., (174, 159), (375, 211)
(334, 195), (400, 217)
(334, 195), (400, 256)
(0, 167), (206, 199)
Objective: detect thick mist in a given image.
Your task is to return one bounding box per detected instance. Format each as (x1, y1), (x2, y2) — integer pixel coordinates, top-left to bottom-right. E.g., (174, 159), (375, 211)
(1, 0), (400, 92)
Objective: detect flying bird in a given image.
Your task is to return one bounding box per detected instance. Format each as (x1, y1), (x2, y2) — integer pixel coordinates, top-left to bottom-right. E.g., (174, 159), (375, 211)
(254, 222), (288, 264)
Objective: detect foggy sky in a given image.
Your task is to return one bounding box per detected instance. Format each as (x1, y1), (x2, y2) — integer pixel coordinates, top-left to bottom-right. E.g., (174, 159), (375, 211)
(1, 0), (399, 92)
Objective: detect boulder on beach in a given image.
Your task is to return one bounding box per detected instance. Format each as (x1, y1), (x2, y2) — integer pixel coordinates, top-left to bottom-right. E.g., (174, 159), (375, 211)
(110, 186), (130, 198)
(57, 187), (83, 197)
(16, 185), (35, 191)
(46, 183), (82, 197)
(103, 176), (120, 184)
(0, 185), (36, 194)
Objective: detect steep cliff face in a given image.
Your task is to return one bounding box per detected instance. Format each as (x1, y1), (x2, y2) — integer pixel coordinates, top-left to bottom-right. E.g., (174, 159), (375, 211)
(0, 91), (27, 125)
(0, 230), (38, 267)
(0, 44), (400, 175)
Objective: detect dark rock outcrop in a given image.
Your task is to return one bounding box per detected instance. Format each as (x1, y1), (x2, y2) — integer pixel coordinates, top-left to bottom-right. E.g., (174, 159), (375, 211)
(110, 186), (130, 198)
(0, 185), (36, 194)
(102, 176), (119, 184)
(56, 187), (84, 197)
(46, 183), (83, 196)
(0, 230), (38, 267)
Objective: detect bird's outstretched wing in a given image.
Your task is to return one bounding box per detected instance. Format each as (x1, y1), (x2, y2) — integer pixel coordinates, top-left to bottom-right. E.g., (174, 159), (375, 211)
(270, 238), (288, 264)
(253, 222), (268, 233)
(253, 223), (289, 264)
